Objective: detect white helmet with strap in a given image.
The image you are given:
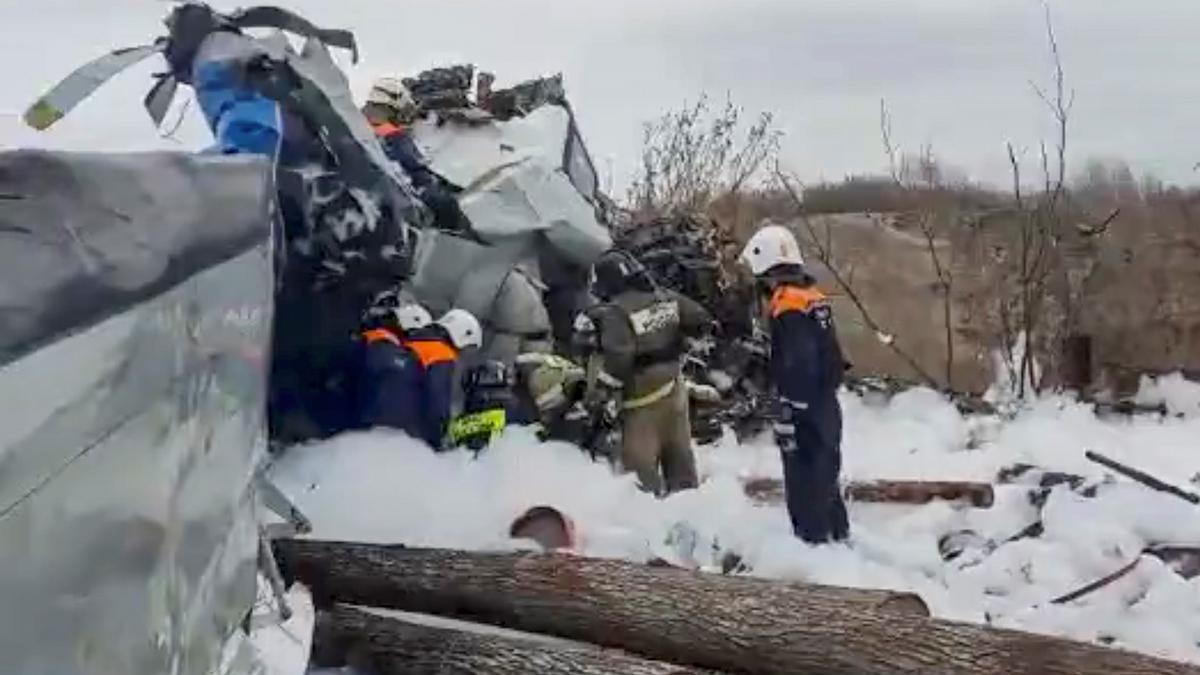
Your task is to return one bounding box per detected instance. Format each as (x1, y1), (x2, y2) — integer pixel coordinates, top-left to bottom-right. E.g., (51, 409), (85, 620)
(366, 76), (416, 116)
(739, 224), (804, 276)
(437, 308), (483, 350)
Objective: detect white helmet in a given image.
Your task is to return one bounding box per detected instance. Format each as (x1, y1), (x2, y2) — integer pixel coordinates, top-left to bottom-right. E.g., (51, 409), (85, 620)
(366, 77), (417, 116)
(437, 309), (483, 350)
(739, 224), (804, 276)
(393, 303), (432, 332)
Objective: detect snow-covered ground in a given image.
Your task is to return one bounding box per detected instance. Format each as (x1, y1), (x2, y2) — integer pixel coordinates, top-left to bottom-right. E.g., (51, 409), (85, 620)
(270, 374), (1200, 666)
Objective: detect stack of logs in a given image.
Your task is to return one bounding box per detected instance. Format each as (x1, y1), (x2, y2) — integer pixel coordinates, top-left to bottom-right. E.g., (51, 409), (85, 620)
(275, 540), (1200, 675)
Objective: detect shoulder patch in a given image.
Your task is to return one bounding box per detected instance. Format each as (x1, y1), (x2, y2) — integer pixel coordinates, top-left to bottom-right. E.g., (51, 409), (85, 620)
(628, 301), (680, 336)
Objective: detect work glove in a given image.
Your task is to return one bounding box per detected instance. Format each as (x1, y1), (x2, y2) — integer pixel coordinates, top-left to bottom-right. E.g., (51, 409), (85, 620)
(685, 380), (722, 404)
(163, 3), (229, 83)
(772, 398), (809, 454)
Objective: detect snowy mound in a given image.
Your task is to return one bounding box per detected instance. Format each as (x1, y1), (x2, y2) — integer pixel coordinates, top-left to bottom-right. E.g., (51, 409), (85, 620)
(270, 379), (1200, 665)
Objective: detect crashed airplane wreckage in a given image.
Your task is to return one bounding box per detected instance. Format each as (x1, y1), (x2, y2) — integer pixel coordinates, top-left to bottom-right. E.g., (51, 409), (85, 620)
(1, 2), (609, 671)
(7, 4), (1196, 674)
(400, 63), (612, 364)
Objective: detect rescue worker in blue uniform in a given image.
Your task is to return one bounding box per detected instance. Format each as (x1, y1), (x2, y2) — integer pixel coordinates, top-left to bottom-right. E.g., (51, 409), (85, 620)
(362, 78), (437, 190)
(402, 309), (483, 449)
(354, 299), (433, 435)
(362, 77), (470, 233)
(740, 224), (850, 544)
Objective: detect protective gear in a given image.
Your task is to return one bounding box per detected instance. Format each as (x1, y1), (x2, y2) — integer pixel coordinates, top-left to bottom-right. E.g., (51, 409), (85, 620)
(516, 353), (585, 413)
(353, 327), (424, 437)
(739, 224), (805, 277)
(371, 121), (437, 190)
(589, 249), (649, 301)
(465, 359), (512, 393)
(393, 303), (433, 332)
(580, 287), (712, 495)
(450, 361), (514, 451)
(621, 380), (696, 495)
(367, 77), (417, 119)
(436, 308), (482, 351)
(401, 335), (460, 449)
(363, 288), (432, 332)
(766, 281), (849, 544)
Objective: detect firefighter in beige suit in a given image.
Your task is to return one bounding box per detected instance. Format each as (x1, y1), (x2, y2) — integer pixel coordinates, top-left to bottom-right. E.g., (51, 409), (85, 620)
(575, 249), (712, 495)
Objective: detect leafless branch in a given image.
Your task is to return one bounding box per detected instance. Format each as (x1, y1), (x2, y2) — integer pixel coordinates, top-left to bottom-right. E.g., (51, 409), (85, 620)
(774, 167), (940, 388)
(879, 101), (955, 387)
(629, 94), (780, 217)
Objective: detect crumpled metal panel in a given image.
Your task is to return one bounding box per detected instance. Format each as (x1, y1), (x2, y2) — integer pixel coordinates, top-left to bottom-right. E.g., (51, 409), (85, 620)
(411, 105), (611, 263)
(0, 151), (273, 675)
(411, 105), (572, 190)
(0, 150), (274, 367)
(457, 158), (611, 265)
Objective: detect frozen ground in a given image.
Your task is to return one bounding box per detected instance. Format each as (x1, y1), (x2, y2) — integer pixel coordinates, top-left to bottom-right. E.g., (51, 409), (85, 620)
(270, 374), (1200, 666)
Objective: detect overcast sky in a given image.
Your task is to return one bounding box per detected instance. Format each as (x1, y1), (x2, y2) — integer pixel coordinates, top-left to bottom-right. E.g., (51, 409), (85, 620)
(1, 0), (1196, 193)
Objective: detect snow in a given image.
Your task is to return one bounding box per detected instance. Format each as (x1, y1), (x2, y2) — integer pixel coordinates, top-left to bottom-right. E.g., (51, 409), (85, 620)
(250, 584), (315, 675)
(1137, 372), (1200, 419)
(270, 374), (1200, 666)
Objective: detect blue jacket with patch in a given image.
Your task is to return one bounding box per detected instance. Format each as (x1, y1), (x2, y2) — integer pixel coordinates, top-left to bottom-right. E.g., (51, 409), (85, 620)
(355, 328), (425, 438)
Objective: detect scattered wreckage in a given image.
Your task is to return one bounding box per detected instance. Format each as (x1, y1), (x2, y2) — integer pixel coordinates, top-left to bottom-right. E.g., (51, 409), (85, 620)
(7, 3), (1200, 674)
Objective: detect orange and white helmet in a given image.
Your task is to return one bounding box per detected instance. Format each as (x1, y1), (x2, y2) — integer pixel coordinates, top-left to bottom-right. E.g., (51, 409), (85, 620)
(739, 224), (804, 276)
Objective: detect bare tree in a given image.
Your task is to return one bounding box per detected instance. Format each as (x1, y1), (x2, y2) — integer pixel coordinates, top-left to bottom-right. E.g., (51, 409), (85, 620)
(629, 95), (781, 217)
(879, 100), (957, 389)
(774, 168), (941, 388)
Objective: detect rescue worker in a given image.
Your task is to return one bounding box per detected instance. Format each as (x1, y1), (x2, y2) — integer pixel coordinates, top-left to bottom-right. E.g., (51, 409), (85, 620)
(404, 308), (483, 449)
(355, 300), (434, 436)
(576, 249), (712, 495)
(362, 77), (436, 190)
(447, 360), (514, 451)
(513, 352), (590, 445)
(739, 224), (850, 544)
(363, 77), (468, 233)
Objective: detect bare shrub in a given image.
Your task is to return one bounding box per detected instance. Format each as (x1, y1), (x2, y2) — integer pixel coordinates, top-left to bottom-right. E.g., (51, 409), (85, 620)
(628, 95), (781, 218)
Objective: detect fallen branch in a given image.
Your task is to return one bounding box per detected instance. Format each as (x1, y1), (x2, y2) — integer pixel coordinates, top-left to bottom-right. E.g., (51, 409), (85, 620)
(314, 605), (711, 674)
(1050, 556), (1143, 605)
(1050, 545), (1200, 605)
(1085, 451), (1200, 505)
(743, 478), (994, 508)
(276, 539), (1200, 675)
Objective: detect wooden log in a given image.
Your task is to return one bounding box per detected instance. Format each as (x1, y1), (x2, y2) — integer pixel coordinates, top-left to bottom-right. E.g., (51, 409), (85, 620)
(277, 540), (929, 619)
(275, 539), (1200, 675)
(742, 478), (994, 508)
(314, 605), (712, 674)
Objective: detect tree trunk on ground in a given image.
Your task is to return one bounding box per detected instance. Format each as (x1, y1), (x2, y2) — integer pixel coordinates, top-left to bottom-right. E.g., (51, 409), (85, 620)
(276, 540), (1200, 675)
(315, 605), (712, 674)
(743, 478), (994, 508)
